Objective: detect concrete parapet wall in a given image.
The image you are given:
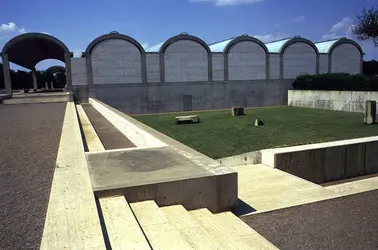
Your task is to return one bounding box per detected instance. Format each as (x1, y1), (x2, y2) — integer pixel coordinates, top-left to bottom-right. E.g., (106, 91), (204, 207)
(261, 136), (378, 184)
(288, 90), (378, 114)
(89, 98), (165, 147)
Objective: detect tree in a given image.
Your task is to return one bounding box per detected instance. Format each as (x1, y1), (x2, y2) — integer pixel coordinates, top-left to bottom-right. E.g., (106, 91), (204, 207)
(353, 7), (378, 46)
(55, 72), (66, 88)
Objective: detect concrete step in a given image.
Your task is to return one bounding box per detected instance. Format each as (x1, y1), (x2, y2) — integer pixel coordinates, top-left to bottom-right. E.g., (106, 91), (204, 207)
(130, 200), (193, 250)
(189, 208), (253, 249)
(215, 211), (278, 249)
(324, 175), (378, 196)
(3, 93), (70, 104)
(160, 205), (224, 249)
(99, 196), (151, 250)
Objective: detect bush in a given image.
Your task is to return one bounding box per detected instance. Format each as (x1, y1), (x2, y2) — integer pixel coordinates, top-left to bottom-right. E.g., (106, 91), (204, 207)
(293, 73), (378, 91)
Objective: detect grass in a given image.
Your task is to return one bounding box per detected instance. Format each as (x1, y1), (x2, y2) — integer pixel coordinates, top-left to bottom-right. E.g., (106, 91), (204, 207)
(133, 106), (378, 159)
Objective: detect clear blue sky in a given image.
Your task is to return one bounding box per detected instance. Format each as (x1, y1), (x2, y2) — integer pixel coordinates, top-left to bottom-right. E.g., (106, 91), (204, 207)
(0, 0), (377, 70)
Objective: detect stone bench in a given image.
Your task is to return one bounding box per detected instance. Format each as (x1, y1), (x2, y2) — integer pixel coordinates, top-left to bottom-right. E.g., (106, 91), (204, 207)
(175, 115), (200, 124)
(231, 107), (245, 116)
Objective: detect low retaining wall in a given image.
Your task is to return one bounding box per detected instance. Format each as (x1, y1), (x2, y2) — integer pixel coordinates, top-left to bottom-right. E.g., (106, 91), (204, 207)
(261, 136), (378, 184)
(288, 90), (378, 113)
(218, 151), (261, 167)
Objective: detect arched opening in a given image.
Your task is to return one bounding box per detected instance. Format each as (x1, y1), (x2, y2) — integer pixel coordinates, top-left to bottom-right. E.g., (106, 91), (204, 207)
(0, 33), (72, 95)
(45, 65), (66, 89)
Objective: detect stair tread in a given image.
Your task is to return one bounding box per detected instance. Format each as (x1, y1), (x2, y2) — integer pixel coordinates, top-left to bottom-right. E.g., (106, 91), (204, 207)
(99, 196), (151, 250)
(130, 200), (169, 227)
(190, 209), (253, 249)
(215, 212), (278, 249)
(130, 201), (193, 250)
(160, 205), (198, 230)
(161, 205), (224, 249)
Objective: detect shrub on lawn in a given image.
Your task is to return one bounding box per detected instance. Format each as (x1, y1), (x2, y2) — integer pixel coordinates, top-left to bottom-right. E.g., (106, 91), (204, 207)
(293, 73), (378, 91)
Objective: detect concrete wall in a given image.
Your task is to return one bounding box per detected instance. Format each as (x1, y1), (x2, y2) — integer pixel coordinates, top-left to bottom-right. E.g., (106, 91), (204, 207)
(228, 41), (266, 80)
(319, 54), (329, 74)
(146, 53), (160, 83)
(261, 136), (378, 184)
(269, 54), (280, 80)
(91, 39), (142, 84)
(212, 53), (224, 81)
(331, 43), (361, 74)
(90, 79), (293, 114)
(283, 42), (317, 79)
(164, 40), (208, 82)
(288, 90), (378, 114)
(71, 58), (87, 86)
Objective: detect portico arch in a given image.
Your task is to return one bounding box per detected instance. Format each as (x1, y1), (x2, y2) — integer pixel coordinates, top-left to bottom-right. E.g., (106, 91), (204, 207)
(1, 32), (72, 94)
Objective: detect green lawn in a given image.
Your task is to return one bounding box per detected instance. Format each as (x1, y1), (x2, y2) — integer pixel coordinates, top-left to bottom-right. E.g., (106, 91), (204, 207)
(133, 107), (378, 159)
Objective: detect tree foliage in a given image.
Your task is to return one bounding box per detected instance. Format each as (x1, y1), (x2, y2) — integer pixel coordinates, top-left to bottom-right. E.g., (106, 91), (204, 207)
(353, 7), (378, 46)
(293, 73), (378, 91)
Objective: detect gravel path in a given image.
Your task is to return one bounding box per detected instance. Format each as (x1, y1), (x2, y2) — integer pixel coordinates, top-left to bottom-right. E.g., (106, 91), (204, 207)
(242, 190), (378, 250)
(0, 103), (66, 250)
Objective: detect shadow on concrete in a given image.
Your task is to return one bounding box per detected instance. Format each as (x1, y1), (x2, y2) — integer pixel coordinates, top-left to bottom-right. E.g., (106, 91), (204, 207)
(233, 199), (257, 216)
(95, 197), (112, 250)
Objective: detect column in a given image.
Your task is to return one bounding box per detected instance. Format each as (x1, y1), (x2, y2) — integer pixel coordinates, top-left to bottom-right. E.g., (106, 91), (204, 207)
(279, 54), (284, 80)
(32, 69), (38, 90)
(1, 53), (12, 95)
(51, 82), (54, 89)
(65, 53), (73, 90)
(45, 82), (48, 89)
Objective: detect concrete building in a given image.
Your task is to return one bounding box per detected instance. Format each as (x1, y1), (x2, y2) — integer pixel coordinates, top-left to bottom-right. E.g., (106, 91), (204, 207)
(1, 32), (364, 114)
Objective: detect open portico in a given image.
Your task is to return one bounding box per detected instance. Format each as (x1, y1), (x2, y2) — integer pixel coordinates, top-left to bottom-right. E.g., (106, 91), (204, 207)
(0, 33), (72, 95)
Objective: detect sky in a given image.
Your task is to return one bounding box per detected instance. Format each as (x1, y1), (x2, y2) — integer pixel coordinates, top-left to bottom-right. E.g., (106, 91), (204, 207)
(0, 0), (377, 71)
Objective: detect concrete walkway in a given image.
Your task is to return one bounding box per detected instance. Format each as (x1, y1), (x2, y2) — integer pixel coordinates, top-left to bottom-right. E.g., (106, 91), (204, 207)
(232, 164), (338, 215)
